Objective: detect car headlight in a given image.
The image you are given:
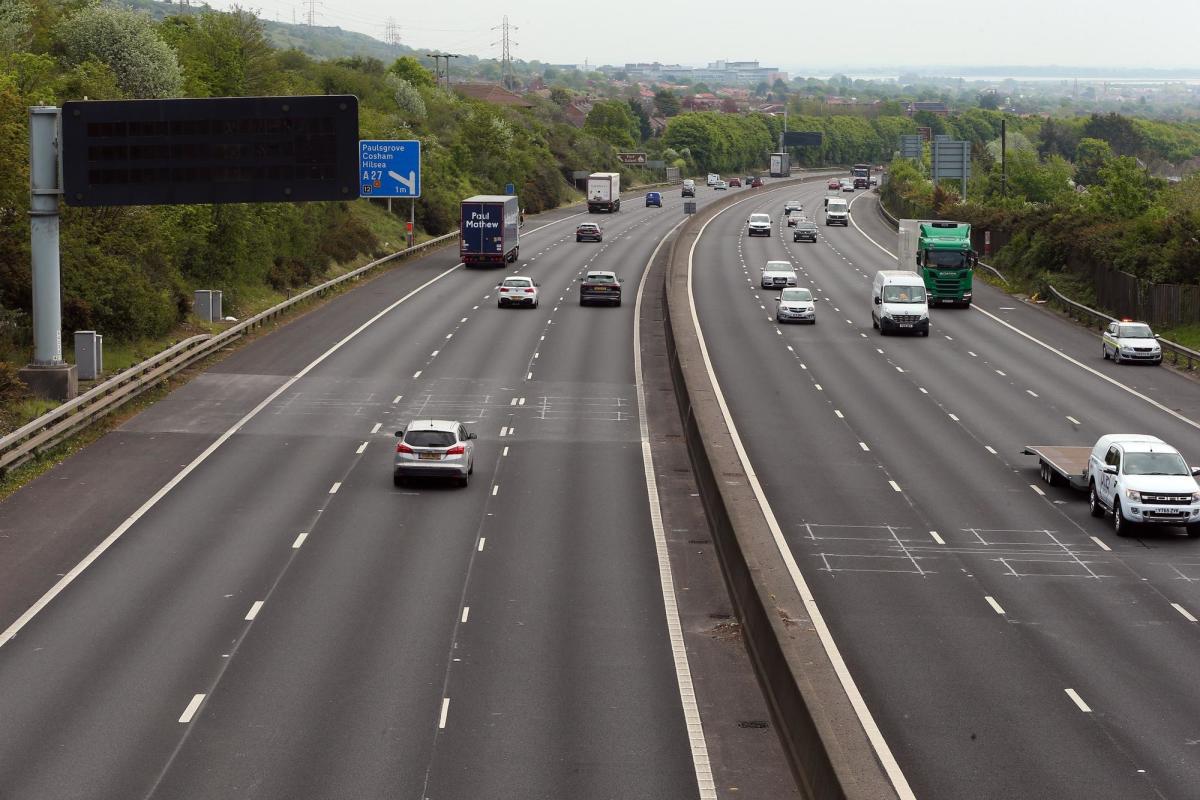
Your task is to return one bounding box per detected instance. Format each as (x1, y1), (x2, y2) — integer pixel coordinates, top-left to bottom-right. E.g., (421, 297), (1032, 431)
(1125, 488), (1141, 501)
(1192, 491), (1200, 503)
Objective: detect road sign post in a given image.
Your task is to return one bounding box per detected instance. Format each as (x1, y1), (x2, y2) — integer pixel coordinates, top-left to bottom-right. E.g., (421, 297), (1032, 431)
(359, 140), (421, 198)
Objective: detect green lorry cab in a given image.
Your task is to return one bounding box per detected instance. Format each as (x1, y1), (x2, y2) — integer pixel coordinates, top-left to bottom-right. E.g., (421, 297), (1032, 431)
(899, 220), (978, 307)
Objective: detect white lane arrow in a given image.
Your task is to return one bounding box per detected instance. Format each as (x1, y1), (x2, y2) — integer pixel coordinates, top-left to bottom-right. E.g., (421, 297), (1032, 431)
(387, 169), (417, 194)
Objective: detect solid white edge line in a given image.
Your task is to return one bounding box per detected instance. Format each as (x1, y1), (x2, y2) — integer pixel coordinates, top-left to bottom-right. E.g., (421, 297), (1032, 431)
(1065, 688), (1092, 713)
(1171, 602), (1197, 623)
(438, 697), (450, 729)
(245, 600), (264, 621)
(178, 693), (205, 723)
(687, 190), (915, 799)
(846, 192), (1200, 433)
(0, 208), (588, 650)
(985, 596), (1006, 615)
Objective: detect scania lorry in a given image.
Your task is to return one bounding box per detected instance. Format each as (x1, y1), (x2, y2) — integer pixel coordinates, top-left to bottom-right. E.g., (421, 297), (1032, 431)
(460, 195), (520, 266)
(899, 219), (977, 307)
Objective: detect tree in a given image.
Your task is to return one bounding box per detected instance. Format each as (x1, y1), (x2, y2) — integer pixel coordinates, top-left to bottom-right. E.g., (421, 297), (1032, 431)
(0, 0), (34, 56)
(1082, 112), (1143, 157)
(978, 91), (1000, 110)
(549, 87), (573, 107)
(1037, 118), (1078, 161)
(1086, 157), (1157, 220)
(387, 74), (426, 120)
(653, 88), (680, 117)
(627, 98), (651, 142)
(57, 6), (182, 98)
(165, 8), (280, 97)
(386, 56), (435, 88)
(584, 99), (639, 149)
(1074, 137), (1113, 186)
(754, 81), (770, 97)
(691, 82), (711, 95)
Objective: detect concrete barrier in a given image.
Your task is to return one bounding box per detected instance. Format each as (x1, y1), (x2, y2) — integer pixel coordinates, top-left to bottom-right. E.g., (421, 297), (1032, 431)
(661, 174), (902, 800)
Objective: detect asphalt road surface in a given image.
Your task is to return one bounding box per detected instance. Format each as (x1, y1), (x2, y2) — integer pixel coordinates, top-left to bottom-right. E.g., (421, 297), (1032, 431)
(689, 179), (1200, 799)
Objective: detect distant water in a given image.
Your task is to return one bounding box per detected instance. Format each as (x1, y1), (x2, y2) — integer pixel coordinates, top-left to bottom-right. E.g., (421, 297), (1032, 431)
(815, 74), (1200, 84)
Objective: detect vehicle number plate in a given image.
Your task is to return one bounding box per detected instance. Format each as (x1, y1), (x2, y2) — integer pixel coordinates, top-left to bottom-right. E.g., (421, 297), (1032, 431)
(899, 323), (913, 328)
(593, 287), (607, 291)
(419, 452), (441, 460)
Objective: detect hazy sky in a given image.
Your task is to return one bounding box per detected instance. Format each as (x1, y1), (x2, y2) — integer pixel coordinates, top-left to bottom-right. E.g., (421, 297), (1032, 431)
(209, 0), (1200, 73)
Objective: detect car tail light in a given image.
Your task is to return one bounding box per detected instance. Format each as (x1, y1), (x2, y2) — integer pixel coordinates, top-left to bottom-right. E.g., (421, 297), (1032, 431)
(396, 442), (414, 453)
(525, 288), (535, 293)
(500, 287), (509, 292)
(446, 444), (465, 455)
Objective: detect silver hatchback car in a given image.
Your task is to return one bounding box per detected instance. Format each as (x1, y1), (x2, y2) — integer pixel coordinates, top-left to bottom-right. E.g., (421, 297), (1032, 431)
(394, 419), (477, 487)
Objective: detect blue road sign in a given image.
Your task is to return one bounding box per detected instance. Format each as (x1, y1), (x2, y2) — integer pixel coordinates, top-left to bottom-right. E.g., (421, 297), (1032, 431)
(505, 182), (516, 195)
(359, 140), (421, 198)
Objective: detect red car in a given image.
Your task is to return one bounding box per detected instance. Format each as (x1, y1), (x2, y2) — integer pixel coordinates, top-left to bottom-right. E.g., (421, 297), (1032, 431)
(750, 177), (764, 188)
(728, 177), (742, 187)
(828, 179), (841, 190)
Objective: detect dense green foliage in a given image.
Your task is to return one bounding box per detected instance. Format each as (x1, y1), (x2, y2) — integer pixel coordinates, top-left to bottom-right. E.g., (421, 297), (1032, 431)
(663, 112), (775, 173)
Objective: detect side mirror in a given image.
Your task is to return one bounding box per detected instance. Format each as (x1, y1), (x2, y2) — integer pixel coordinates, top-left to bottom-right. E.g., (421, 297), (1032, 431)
(467, 432), (478, 440)
(774, 297), (781, 302)
(534, 282), (540, 287)
(618, 278), (625, 283)
(874, 296), (881, 305)
(1191, 466), (1200, 477)
(395, 430), (405, 437)
(1104, 464), (1118, 475)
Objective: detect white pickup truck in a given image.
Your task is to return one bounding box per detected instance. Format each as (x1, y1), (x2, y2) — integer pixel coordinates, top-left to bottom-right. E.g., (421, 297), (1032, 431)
(1024, 434), (1200, 537)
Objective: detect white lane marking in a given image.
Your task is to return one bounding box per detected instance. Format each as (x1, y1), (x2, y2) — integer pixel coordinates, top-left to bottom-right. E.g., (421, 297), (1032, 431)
(439, 697), (451, 729)
(919, 387), (928, 394)
(686, 195), (916, 800)
(356, 441), (368, 454)
(1065, 689), (1092, 713)
(1067, 416), (1081, 425)
(948, 413), (959, 422)
(1171, 603), (1198, 623)
(460, 317), (467, 323)
(787, 345), (794, 351)
(1026, 389), (1039, 398)
(392, 394), (403, 404)
(888, 480), (902, 493)
(292, 532), (308, 549)
(1091, 536), (1111, 551)
(461, 606), (470, 623)
(510, 398), (518, 406)
(245, 600), (264, 621)
(929, 530), (945, 545)
(1031, 484), (1045, 496)
(968, 351), (978, 358)
(370, 422), (381, 434)
(329, 482), (341, 494)
(502, 446), (509, 457)
(834, 410), (844, 419)
(633, 214), (718, 800)
(526, 372), (533, 380)
(995, 369), (1006, 376)
(859, 442), (870, 451)
(179, 694), (205, 723)
(491, 485), (499, 496)
(445, 333), (453, 339)
(430, 350), (439, 357)
(533, 352), (540, 359)
(815, 384), (823, 391)
(876, 348), (884, 354)
(895, 366), (904, 373)
(518, 398), (525, 406)
(945, 335), (953, 341)
(985, 445), (997, 454)
(412, 370), (422, 379)
(477, 538), (486, 552)
(985, 596), (1006, 615)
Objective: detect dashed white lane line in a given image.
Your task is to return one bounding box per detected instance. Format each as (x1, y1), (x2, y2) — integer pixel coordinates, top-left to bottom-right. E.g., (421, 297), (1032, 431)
(1091, 536), (1111, 552)
(1171, 603), (1198, 622)
(430, 350), (439, 357)
(1030, 484), (1045, 496)
(895, 366), (904, 373)
(502, 446), (509, 457)
(948, 413), (959, 422)
(876, 348), (884, 354)
(292, 532), (308, 549)
(518, 397), (525, 406)
(461, 606), (471, 623)
(834, 410), (844, 418)
(815, 384), (823, 391)
(179, 694), (205, 723)
(919, 387), (928, 394)
(968, 351), (978, 357)
(356, 442), (368, 454)
(245, 600), (264, 621)
(859, 442), (870, 451)
(476, 537), (486, 552)
(985, 596), (1006, 615)
(526, 371), (533, 380)
(1065, 688), (1092, 713)
(329, 482), (341, 494)
(985, 445), (997, 454)
(491, 485), (499, 496)
(439, 697), (451, 729)
(929, 530), (945, 544)
(995, 369), (1006, 376)
(1026, 389), (1039, 398)
(460, 317), (468, 323)
(1067, 416), (1081, 425)
(392, 394), (402, 404)
(888, 480), (902, 492)
(786, 345), (794, 351)
(412, 370), (422, 379)
(370, 422), (381, 434)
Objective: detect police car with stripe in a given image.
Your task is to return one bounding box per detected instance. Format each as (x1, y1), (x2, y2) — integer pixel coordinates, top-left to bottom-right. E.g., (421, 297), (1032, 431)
(1101, 319), (1162, 365)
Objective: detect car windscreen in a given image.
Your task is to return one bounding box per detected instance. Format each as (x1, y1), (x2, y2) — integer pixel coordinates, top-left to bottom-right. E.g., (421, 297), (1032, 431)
(882, 285), (927, 303)
(750, 215), (770, 222)
(1118, 324), (1154, 338)
(1123, 452), (1189, 476)
(780, 289), (812, 301)
(405, 430), (456, 448)
(502, 279), (531, 288)
(927, 251), (968, 269)
(765, 262), (792, 272)
(799, 223), (817, 230)
(586, 274), (616, 283)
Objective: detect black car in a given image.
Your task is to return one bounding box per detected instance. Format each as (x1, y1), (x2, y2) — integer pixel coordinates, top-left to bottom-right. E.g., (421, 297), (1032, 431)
(793, 221), (818, 242)
(682, 186), (695, 198)
(579, 270), (623, 306)
(576, 222), (602, 242)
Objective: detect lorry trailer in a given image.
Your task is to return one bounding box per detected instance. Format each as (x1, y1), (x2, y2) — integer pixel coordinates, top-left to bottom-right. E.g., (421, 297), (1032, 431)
(460, 195), (520, 266)
(587, 172), (621, 213)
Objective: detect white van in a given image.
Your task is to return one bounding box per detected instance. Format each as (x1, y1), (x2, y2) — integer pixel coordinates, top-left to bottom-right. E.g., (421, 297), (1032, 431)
(707, 173), (720, 186)
(872, 270), (929, 336)
(825, 197), (849, 226)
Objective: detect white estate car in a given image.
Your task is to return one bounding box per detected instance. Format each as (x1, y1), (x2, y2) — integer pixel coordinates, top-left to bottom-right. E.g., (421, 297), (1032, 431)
(747, 213), (772, 237)
(761, 260), (798, 289)
(1101, 320), (1162, 364)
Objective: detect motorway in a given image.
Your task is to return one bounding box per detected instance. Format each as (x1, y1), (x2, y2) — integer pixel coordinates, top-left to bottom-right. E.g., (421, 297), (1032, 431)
(0, 186), (799, 799)
(689, 179), (1200, 799)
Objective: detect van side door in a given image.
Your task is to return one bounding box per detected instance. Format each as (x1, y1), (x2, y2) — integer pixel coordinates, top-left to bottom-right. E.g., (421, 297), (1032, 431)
(1099, 446), (1121, 506)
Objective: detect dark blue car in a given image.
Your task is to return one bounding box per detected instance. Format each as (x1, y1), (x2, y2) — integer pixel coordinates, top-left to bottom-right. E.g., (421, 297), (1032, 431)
(645, 191), (662, 207)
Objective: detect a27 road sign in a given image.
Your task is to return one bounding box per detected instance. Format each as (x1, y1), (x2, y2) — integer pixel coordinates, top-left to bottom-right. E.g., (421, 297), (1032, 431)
(360, 139), (420, 198)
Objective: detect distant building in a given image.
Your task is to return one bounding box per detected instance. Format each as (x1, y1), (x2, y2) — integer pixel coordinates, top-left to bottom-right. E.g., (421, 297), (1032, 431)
(906, 101), (948, 117)
(454, 83), (534, 108)
(612, 60), (787, 87)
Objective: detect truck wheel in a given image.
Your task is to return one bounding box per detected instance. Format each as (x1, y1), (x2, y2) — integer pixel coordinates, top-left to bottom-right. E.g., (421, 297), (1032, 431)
(1114, 502), (1134, 537)
(1089, 484), (1105, 517)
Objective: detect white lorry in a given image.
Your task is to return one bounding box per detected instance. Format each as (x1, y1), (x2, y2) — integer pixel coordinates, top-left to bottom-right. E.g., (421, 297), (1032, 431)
(1024, 435), (1200, 537)
(587, 172), (621, 213)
